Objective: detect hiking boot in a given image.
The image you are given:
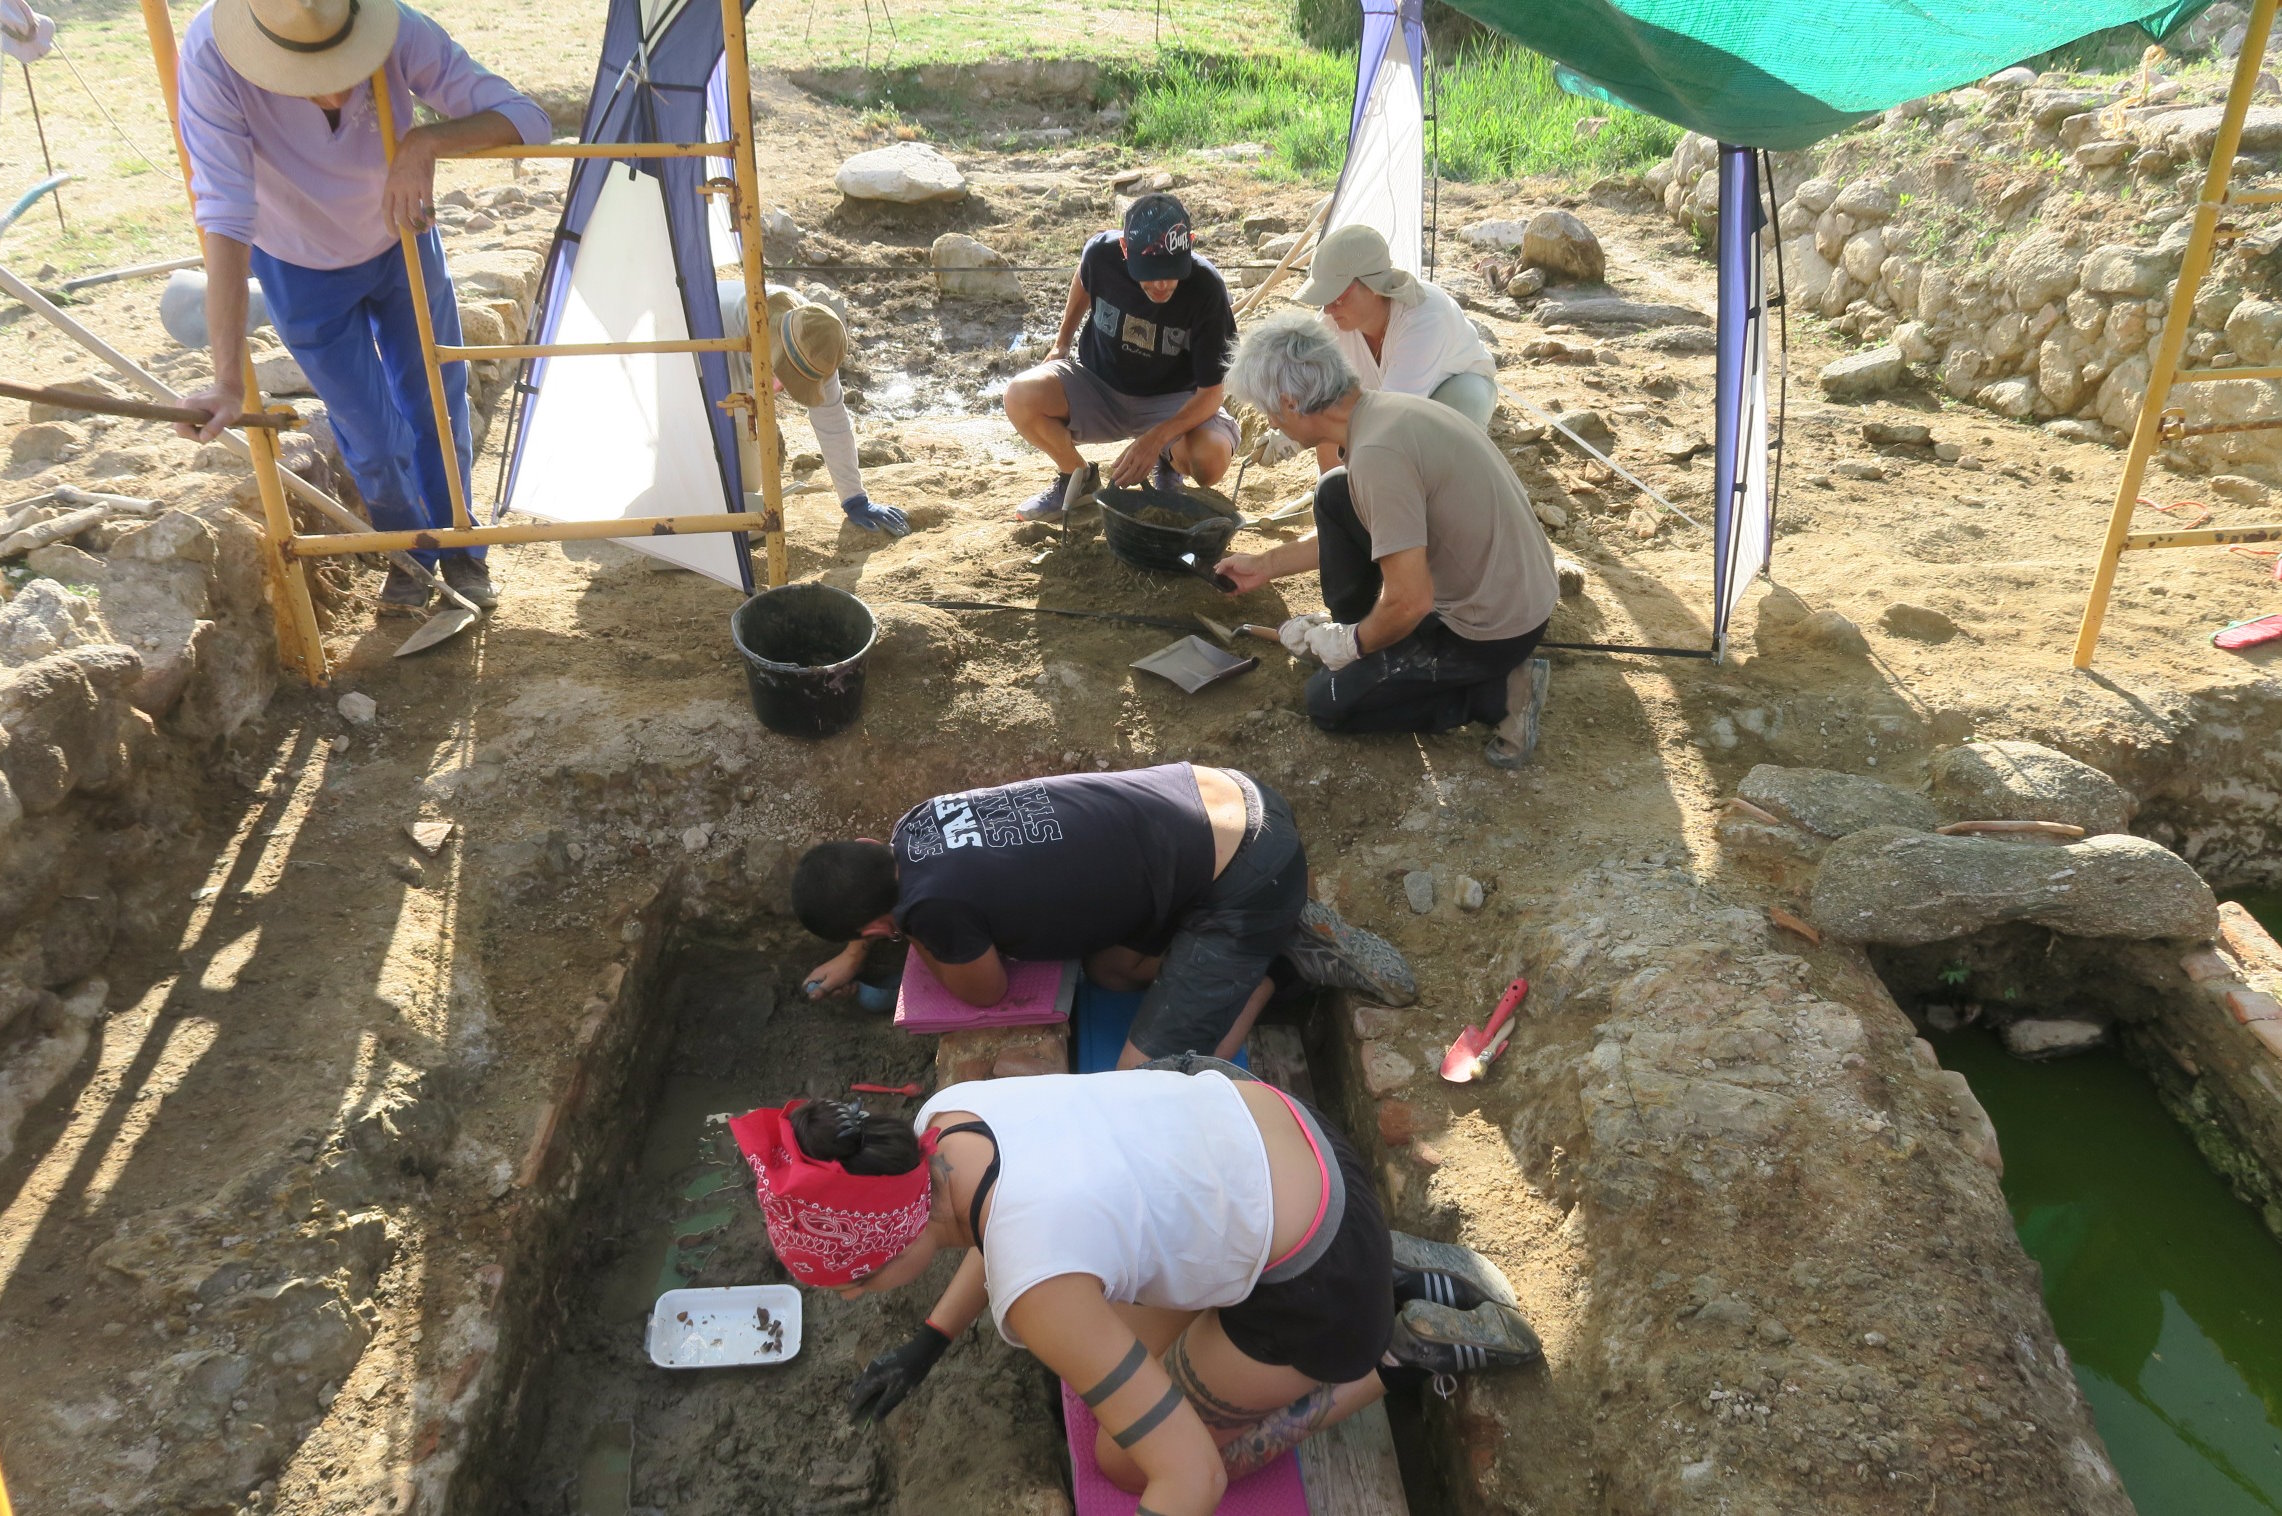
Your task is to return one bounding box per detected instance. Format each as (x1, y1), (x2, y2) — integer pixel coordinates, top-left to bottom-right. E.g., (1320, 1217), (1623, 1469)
(1391, 1230), (1517, 1312)
(1386, 1299), (1542, 1376)
(1150, 448), (1182, 495)
(1484, 657), (1550, 771)
(1281, 898), (1418, 1007)
(377, 564), (431, 614)
(440, 554), (498, 610)
(1015, 462), (1099, 522)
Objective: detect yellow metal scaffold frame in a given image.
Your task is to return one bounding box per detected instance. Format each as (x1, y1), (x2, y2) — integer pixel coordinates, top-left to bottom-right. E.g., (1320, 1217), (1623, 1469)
(2074, 0), (2282, 667)
(137, 0), (790, 687)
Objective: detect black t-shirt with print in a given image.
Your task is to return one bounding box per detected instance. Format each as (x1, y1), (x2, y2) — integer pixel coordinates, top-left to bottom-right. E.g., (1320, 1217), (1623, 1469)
(1074, 230), (1237, 398)
(891, 763), (1215, 964)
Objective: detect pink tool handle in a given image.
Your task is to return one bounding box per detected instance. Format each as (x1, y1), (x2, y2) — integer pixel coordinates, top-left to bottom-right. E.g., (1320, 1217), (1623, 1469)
(1479, 977), (1530, 1044)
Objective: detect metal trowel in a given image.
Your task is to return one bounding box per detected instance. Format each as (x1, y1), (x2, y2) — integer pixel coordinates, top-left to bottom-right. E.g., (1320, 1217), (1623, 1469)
(393, 599), (483, 657)
(1440, 977), (1528, 1084)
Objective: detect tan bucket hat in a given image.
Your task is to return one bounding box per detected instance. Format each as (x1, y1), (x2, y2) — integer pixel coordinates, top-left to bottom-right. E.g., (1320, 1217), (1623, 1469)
(1296, 223), (1423, 308)
(765, 288), (846, 408)
(213, 0), (402, 99)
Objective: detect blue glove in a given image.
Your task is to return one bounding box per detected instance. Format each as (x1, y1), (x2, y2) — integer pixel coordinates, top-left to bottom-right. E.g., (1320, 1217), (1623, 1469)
(842, 492), (910, 537)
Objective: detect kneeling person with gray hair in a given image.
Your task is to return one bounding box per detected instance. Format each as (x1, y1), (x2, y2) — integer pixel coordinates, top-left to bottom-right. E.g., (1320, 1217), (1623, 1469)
(1215, 312), (1557, 768)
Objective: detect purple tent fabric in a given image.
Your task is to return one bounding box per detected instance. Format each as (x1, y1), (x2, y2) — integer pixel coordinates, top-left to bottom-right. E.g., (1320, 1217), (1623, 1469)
(1345, 0), (1426, 144)
(502, 0), (757, 589)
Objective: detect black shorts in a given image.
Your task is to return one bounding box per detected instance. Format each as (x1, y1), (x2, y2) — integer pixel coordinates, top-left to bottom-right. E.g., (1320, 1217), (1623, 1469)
(1126, 775), (1308, 1060)
(1218, 1112), (1393, 1385)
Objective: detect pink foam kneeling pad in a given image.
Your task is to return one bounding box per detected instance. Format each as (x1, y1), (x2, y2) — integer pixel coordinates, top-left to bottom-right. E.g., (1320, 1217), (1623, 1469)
(1061, 1380), (1309, 1516)
(892, 947), (1076, 1033)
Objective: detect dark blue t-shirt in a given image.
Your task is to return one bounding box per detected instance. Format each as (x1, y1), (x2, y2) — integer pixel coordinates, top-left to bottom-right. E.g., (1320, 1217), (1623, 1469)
(1075, 230), (1237, 398)
(892, 764), (1215, 964)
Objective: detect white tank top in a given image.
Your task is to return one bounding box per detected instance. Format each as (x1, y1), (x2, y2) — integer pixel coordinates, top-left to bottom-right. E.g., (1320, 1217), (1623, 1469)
(916, 1070), (1275, 1345)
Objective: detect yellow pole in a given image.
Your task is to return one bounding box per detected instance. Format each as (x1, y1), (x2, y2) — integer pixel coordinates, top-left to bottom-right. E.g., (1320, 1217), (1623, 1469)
(2073, 0), (2278, 668)
(138, 0), (329, 683)
(135, 0), (199, 189)
(283, 511), (778, 556)
(718, 0), (789, 587)
(369, 71), (475, 533)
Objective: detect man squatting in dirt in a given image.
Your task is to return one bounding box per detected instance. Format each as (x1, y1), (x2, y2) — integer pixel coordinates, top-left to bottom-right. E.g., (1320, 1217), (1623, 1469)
(716, 280), (911, 537)
(1216, 312), (1560, 771)
(1003, 193), (1243, 521)
(732, 1068), (1542, 1513)
(174, 0), (552, 615)
(792, 762), (1418, 1068)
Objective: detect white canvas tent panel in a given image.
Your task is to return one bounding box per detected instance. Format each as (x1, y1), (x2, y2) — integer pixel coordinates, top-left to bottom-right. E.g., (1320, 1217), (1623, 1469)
(1326, 21), (1425, 274)
(503, 168), (745, 585)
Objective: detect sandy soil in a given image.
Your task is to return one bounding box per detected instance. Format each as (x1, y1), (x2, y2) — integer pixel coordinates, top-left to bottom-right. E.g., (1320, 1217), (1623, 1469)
(2, 49), (2279, 1516)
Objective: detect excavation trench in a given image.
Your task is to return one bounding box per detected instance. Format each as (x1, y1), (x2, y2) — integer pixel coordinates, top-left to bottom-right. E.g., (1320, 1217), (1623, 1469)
(1870, 892), (2282, 1516)
(452, 899), (1452, 1515)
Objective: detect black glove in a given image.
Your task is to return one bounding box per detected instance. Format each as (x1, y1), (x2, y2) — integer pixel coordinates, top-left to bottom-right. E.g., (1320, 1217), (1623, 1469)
(846, 1322), (952, 1423)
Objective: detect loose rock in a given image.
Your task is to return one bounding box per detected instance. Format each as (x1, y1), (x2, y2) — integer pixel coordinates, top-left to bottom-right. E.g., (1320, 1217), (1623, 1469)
(1403, 870), (1436, 914)
(1457, 876), (1486, 911)
(930, 233), (1023, 301)
(1999, 1017), (2108, 1060)
(1929, 740), (2133, 835)
(1879, 603), (1960, 642)
(337, 691), (378, 726)
(1810, 828), (2218, 944)
(1521, 209), (1606, 282)
(1820, 346), (1906, 398)
(1738, 764), (1939, 839)
(835, 142), (967, 204)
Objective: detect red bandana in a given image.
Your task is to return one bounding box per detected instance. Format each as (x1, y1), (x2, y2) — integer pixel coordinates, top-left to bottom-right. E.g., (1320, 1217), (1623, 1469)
(729, 1102), (937, 1287)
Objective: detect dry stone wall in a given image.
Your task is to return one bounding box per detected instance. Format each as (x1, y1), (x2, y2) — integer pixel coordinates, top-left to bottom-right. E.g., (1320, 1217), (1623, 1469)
(1648, 46), (2282, 480)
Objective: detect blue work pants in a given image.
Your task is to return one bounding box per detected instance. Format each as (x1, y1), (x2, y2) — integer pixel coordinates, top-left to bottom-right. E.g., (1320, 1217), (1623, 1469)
(250, 232), (479, 566)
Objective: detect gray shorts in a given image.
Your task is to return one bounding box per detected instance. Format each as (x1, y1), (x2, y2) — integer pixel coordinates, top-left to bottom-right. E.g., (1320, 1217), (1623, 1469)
(1044, 357), (1242, 451)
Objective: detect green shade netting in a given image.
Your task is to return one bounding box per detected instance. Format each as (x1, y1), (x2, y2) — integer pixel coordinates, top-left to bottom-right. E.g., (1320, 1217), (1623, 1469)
(1444, 0), (2218, 149)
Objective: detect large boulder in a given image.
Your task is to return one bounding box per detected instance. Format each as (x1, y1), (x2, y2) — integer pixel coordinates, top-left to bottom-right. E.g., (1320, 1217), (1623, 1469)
(1521, 209), (1605, 283)
(0, 644), (146, 814)
(1533, 298), (1708, 327)
(836, 142), (967, 204)
(930, 233), (1023, 301)
(1820, 346), (1905, 398)
(1929, 739), (2133, 834)
(2078, 244), (2172, 298)
(1739, 765), (1938, 841)
(0, 579), (104, 667)
(1811, 828), (2216, 945)
(2003, 231), (2080, 311)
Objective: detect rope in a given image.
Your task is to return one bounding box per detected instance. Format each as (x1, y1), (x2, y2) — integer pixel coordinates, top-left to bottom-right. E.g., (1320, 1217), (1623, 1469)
(48, 41), (180, 184)
(2135, 494), (2212, 530)
(1496, 385), (1706, 532)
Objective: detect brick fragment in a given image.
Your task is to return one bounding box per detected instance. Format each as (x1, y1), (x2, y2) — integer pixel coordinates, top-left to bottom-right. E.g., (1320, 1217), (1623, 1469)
(2180, 947), (2240, 983)
(2223, 986), (2282, 1025)
(1378, 1099), (1419, 1146)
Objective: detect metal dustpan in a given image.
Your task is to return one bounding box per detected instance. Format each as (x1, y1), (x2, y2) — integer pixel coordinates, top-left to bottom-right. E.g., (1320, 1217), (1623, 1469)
(1131, 635), (1257, 693)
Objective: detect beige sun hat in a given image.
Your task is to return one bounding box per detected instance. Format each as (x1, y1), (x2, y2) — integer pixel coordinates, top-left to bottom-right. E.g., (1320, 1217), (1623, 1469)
(765, 288), (846, 407)
(1295, 224), (1424, 308)
(213, 0), (402, 99)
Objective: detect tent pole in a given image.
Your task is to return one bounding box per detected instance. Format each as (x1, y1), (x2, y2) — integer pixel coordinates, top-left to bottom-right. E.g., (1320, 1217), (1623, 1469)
(2073, 0), (2277, 667)
(371, 73), (477, 535)
(720, 0), (789, 587)
(133, 0), (200, 189)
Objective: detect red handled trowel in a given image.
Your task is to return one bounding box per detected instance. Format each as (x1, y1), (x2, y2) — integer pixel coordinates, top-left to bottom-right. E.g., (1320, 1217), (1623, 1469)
(1439, 976), (1528, 1084)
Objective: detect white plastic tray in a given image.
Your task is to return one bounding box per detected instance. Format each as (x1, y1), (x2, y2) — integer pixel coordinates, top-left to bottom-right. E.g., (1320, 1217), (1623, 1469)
(646, 1284), (803, 1369)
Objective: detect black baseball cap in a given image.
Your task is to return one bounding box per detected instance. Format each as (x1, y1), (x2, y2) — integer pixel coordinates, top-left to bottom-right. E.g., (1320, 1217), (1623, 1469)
(1122, 193), (1196, 281)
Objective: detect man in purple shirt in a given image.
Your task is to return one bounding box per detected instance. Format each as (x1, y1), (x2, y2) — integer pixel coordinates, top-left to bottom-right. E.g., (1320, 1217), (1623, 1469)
(174, 0), (553, 614)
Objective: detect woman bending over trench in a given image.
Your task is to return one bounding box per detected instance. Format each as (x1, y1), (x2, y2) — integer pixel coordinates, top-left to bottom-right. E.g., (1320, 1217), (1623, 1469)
(732, 1061), (1541, 1514)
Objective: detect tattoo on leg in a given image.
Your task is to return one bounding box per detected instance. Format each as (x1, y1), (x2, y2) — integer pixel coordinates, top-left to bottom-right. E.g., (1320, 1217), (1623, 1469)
(1111, 1383), (1186, 1449)
(1080, 1341), (1148, 1408)
(1220, 1384), (1337, 1480)
(1163, 1331), (1267, 1432)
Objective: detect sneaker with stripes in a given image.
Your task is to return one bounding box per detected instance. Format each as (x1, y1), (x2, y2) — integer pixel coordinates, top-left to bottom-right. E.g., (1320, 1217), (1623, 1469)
(1386, 1299), (1543, 1377)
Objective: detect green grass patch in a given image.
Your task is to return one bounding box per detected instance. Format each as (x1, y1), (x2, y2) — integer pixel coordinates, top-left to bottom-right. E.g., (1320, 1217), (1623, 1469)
(1120, 44), (1678, 183)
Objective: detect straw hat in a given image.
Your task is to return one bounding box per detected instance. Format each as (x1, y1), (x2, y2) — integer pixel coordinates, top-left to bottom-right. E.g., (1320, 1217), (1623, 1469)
(213, 0), (401, 99)
(766, 288), (846, 408)
(1295, 224), (1423, 308)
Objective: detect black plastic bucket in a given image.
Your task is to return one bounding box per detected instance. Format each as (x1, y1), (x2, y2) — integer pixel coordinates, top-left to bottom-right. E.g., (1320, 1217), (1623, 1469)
(729, 583), (878, 738)
(1097, 485), (1242, 576)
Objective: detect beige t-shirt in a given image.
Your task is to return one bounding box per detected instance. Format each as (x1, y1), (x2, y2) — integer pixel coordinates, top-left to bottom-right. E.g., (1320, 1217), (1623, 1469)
(1344, 390), (1558, 640)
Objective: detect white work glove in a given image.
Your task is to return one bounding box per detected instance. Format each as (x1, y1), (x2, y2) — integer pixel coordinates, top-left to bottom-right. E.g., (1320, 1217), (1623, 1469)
(1303, 620), (1363, 671)
(1253, 432), (1303, 467)
(1278, 612), (1330, 657)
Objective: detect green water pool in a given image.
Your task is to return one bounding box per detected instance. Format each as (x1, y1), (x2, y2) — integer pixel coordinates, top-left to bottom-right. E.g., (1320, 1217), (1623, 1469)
(1942, 1029), (2282, 1513)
